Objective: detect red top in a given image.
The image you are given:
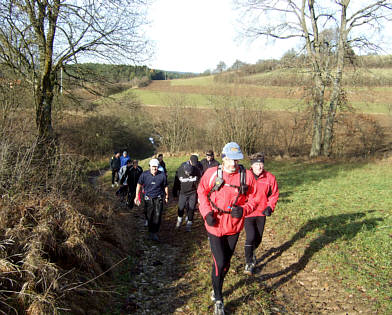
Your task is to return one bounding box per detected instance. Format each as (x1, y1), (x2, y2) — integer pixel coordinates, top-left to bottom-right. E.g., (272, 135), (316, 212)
(245, 170), (279, 217)
(198, 166), (259, 237)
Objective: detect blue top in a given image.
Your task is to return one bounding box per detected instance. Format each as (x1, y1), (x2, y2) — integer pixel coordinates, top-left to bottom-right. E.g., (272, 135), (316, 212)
(138, 170), (168, 198)
(120, 155), (131, 167)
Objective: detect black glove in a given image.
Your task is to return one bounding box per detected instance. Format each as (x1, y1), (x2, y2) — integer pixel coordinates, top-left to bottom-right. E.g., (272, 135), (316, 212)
(262, 206), (272, 216)
(205, 212), (217, 226)
(231, 205), (243, 218)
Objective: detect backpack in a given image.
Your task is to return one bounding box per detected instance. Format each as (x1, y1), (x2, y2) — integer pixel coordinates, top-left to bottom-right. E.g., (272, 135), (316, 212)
(207, 165), (248, 214)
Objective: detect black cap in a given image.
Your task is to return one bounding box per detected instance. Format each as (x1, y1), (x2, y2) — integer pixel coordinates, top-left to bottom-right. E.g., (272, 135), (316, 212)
(190, 155), (198, 165)
(206, 150), (214, 156)
(250, 153), (265, 164)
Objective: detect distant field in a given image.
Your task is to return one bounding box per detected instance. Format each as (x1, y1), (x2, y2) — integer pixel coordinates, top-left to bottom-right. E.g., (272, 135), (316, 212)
(130, 80), (392, 114)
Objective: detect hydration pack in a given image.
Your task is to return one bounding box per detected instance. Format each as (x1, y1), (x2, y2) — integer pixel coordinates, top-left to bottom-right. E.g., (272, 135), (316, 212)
(207, 165), (248, 214)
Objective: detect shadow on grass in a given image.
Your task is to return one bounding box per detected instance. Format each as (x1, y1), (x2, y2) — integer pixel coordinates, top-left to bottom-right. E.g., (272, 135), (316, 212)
(225, 211), (382, 313)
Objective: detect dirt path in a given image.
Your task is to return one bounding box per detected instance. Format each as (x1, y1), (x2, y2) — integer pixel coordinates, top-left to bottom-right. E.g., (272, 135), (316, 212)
(97, 176), (373, 314)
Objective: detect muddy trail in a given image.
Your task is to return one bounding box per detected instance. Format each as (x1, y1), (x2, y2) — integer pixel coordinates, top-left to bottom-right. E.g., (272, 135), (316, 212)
(98, 179), (373, 315)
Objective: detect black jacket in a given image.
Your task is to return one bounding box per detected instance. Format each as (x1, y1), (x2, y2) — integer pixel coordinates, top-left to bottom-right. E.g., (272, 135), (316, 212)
(110, 156), (121, 170)
(200, 158), (220, 174)
(173, 162), (202, 197)
(120, 165), (143, 190)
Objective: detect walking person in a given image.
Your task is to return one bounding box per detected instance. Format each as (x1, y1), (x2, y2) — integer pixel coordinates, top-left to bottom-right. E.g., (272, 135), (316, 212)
(243, 153), (279, 275)
(173, 155), (202, 232)
(116, 160), (132, 202)
(109, 151), (121, 187)
(200, 150), (220, 175)
(120, 160), (143, 209)
(157, 153), (167, 177)
(134, 158), (168, 242)
(197, 142), (259, 315)
(120, 150), (131, 168)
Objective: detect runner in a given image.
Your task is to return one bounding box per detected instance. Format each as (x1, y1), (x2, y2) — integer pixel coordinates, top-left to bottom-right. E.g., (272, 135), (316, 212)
(109, 151), (121, 187)
(197, 142), (259, 315)
(119, 160), (143, 209)
(173, 156), (202, 231)
(120, 150), (131, 168)
(200, 150), (220, 175)
(134, 158), (168, 242)
(243, 152), (279, 275)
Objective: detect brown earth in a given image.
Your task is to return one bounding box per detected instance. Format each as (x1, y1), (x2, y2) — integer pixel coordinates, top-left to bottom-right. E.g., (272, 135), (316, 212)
(102, 181), (375, 315)
(141, 80), (392, 105)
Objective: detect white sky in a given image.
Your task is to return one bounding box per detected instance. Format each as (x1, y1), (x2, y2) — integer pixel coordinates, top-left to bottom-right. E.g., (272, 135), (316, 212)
(146, 0), (299, 73)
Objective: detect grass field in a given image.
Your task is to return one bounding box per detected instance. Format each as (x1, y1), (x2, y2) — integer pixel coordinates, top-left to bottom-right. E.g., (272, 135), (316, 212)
(130, 156), (392, 313)
(126, 76), (392, 114)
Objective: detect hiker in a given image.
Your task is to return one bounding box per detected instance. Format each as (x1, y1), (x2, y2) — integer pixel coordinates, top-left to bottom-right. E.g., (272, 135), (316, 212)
(119, 160), (143, 209)
(110, 151), (121, 187)
(157, 153), (167, 177)
(243, 153), (279, 275)
(200, 150), (220, 175)
(197, 142), (259, 315)
(116, 160), (132, 202)
(134, 158), (168, 242)
(120, 150), (131, 168)
(173, 155), (202, 231)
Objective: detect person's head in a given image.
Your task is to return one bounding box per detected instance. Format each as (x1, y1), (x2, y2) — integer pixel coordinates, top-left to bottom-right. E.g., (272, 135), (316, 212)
(123, 150), (128, 157)
(126, 160), (132, 168)
(132, 160), (138, 168)
(221, 142), (243, 173)
(115, 151), (120, 158)
(250, 152), (265, 176)
(157, 153), (163, 162)
(206, 150), (214, 161)
(149, 158), (159, 175)
(189, 154), (198, 166)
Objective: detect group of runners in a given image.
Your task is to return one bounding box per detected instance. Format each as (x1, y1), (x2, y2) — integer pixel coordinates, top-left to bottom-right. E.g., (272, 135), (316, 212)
(109, 143), (279, 315)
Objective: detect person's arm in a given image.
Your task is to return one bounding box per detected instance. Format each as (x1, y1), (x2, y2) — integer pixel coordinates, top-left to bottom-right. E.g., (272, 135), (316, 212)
(267, 174), (279, 211)
(164, 186), (169, 203)
(134, 183), (142, 206)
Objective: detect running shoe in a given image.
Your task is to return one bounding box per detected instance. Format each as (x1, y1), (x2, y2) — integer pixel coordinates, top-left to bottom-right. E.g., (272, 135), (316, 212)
(244, 263), (255, 276)
(214, 300), (225, 315)
(186, 221), (192, 232)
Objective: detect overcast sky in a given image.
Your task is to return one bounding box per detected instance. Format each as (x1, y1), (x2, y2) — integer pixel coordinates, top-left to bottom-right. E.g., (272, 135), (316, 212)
(145, 0), (299, 73)
(145, 0), (392, 74)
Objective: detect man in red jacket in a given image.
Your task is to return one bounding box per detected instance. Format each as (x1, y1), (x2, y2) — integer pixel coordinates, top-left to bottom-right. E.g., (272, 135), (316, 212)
(243, 152), (279, 275)
(197, 142), (259, 315)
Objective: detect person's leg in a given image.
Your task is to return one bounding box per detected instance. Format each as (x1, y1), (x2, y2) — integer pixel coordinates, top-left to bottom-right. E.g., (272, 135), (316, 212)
(176, 194), (186, 227)
(151, 198), (163, 234)
(127, 187), (135, 209)
(254, 216), (266, 250)
(244, 217), (258, 264)
(186, 192), (197, 222)
(145, 199), (154, 232)
(111, 170), (116, 185)
(208, 232), (239, 302)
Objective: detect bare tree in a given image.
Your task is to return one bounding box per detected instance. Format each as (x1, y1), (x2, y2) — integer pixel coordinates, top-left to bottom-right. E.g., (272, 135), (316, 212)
(0, 0), (151, 151)
(235, 0), (392, 157)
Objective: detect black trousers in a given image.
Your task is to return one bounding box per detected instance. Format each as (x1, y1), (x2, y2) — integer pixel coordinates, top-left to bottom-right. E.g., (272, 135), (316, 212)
(177, 192), (197, 221)
(208, 232), (240, 302)
(244, 216), (266, 264)
(111, 169), (119, 184)
(144, 197), (164, 233)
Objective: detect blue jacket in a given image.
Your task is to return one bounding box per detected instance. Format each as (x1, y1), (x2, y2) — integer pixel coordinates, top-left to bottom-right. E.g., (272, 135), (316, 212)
(120, 155), (131, 167)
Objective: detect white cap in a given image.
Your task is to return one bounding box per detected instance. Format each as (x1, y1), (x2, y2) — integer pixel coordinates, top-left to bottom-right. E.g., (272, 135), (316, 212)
(149, 158), (159, 167)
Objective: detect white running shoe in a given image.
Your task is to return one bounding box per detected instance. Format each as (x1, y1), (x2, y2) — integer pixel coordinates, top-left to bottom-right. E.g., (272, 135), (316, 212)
(214, 300), (225, 315)
(175, 217), (183, 229)
(244, 263), (255, 276)
(210, 290), (215, 302)
(186, 221), (192, 232)
(144, 220), (148, 227)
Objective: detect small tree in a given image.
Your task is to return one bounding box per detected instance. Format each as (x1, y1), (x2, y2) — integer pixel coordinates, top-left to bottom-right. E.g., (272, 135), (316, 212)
(0, 0), (151, 153)
(215, 61), (227, 73)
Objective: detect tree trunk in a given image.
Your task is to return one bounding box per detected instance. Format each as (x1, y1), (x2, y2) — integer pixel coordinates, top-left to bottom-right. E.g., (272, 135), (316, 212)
(322, 2), (348, 156)
(309, 75), (325, 158)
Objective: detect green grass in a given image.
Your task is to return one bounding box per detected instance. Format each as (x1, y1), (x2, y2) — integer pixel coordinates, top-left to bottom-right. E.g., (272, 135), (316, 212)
(268, 160), (392, 313)
(170, 75), (216, 86)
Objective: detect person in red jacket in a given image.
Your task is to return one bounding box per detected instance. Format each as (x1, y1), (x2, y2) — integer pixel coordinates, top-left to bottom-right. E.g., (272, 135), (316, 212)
(243, 152), (279, 275)
(197, 142), (259, 315)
